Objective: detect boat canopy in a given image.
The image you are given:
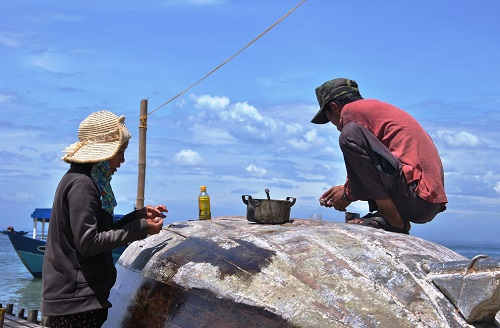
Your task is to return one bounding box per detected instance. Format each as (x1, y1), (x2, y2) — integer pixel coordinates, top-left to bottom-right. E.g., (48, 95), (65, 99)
(31, 208), (51, 221)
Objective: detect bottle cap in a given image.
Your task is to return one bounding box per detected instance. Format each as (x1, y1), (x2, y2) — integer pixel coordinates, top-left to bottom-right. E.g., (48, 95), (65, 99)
(200, 186), (207, 192)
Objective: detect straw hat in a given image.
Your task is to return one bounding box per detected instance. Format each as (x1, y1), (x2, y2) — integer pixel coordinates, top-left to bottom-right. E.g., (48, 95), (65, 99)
(62, 111), (132, 163)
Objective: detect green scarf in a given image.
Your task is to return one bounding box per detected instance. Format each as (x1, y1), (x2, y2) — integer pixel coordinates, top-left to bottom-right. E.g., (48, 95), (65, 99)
(91, 161), (117, 215)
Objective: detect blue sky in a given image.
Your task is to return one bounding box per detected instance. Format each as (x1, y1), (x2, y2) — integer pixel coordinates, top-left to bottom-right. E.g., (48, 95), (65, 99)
(1, 1), (499, 244)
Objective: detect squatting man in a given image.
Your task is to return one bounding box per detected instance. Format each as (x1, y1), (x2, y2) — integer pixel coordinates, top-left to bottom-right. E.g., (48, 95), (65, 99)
(311, 78), (447, 234)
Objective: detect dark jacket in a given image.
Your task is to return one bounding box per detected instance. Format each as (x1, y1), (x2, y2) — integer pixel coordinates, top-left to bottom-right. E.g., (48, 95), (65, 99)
(42, 163), (148, 316)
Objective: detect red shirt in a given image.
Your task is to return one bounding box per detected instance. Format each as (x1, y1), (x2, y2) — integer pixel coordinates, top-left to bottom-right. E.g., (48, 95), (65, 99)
(339, 99), (447, 204)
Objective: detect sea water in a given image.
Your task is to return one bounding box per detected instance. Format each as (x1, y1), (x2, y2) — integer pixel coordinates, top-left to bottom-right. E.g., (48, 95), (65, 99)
(0, 234), (43, 312)
(1, 233), (499, 317)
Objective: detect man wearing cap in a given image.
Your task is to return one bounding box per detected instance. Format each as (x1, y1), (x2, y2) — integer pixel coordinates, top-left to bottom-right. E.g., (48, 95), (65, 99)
(312, 78), (447, 234)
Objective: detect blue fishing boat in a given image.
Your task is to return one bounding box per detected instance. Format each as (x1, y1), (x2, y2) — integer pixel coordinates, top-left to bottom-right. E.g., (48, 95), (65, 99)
(0, 228), (28, 235)
(4, 208), (127, 278)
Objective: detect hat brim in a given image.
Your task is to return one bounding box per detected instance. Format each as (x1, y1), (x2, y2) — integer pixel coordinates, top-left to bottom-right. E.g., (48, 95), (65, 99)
(311, 106), (330, 124)
(62, 140), (121, 163)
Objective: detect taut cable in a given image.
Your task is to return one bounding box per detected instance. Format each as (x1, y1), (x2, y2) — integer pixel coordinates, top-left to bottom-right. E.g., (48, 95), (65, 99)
(147, 0), (308, 117)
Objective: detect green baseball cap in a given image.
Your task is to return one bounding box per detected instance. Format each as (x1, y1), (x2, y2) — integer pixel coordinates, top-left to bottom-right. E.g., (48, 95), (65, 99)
(311, 78), (359, 124)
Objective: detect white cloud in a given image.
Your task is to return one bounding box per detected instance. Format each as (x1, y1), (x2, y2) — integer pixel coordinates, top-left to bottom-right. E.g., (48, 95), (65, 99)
(285, 123), (303, 134)
(236, 102), (264, 122)
(189, 124), (237, 145)
(305, 129), (319, 143)
(438, 130), (480, 147)
(287, 138), (310, 151)
(286, 129), (328, 151)
(190, 94), (280, 142)
(495, 182), (500, 194)
(0, 91), (16, 103)
(175, 98), (187, 109)
(0, 34), (23, 48)
(223, 101), (264, 122)
(322, 145), (339, 155)
(246, 164), (267, 177)
(174, 149), (203, 166)
(29, 51), (68, 73)
(192, 94), (230, 110)
(188, 94), (332, 150)
(0, 192), (36, 202)
(191, 95), (266, 123)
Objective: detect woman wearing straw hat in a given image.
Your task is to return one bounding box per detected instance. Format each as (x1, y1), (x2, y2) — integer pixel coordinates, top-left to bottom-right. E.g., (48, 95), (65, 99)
(42, 111), (167, 327)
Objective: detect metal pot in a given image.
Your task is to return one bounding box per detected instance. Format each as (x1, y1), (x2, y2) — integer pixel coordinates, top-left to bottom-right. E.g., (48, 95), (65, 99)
(242, 189), (296, 224)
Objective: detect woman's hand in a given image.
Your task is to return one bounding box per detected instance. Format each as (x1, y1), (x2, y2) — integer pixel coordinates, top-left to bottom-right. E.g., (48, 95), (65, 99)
(136, 205), (168, 220)
(319, 185), (352, 212)
(136, 205), (168, 235)
(146, 217), (164, 235)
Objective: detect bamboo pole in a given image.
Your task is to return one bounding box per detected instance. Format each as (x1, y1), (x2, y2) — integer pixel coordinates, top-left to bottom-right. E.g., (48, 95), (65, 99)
(136, 99), (148, 209)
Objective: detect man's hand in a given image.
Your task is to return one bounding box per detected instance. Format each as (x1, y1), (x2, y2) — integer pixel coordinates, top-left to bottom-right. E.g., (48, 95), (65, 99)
(319, 185), (352, 212)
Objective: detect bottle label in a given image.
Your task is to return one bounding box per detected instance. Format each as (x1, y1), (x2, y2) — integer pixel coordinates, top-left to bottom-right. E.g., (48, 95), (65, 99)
(199, 196), (211, 220)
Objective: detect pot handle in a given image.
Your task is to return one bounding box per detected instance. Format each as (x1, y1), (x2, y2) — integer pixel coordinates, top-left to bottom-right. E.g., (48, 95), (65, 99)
(242, 195), (252, 205)
(286, 197), (296, 207)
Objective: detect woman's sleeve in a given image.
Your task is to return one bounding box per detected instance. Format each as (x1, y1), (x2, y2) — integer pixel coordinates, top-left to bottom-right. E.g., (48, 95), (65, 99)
(68, 177), (148, 257)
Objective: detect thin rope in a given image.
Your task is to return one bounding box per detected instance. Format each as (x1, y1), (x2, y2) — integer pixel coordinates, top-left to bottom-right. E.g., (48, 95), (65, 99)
(147, 0), (308, 117)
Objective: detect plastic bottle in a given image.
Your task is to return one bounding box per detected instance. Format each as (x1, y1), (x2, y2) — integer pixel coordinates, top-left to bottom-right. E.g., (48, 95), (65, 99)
(198, 186), (211, 220)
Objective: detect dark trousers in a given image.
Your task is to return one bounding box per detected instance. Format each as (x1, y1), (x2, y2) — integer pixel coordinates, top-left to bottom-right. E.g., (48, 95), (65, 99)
(339, 122), (444, 223)
(48, 308), (108, 328)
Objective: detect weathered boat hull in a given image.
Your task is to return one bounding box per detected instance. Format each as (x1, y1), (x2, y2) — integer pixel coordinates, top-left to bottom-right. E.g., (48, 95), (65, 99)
(106, 217), (499, 327)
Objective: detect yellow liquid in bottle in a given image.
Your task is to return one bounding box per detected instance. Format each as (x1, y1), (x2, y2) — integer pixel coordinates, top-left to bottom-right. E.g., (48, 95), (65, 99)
(198, 186), (211, 220)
